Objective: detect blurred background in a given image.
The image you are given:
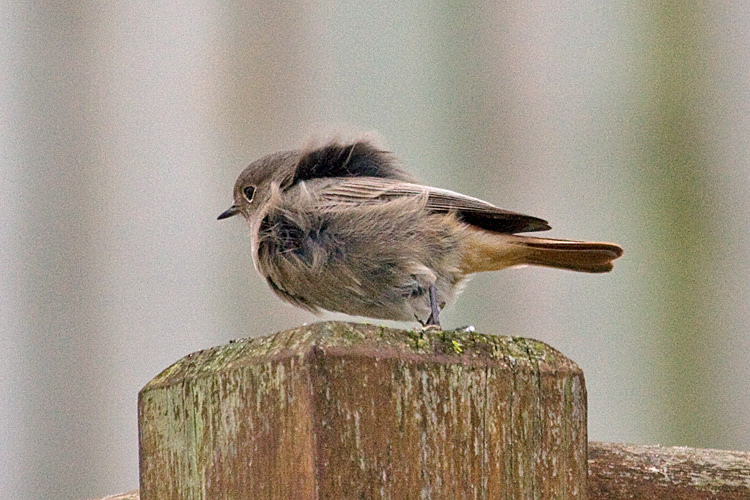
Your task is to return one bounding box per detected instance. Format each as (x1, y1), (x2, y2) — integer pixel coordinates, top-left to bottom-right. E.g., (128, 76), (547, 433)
(2, 1), (749, 498)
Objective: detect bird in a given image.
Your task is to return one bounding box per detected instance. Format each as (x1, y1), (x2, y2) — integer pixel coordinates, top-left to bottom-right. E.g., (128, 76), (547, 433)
(218, 139), (623, 327)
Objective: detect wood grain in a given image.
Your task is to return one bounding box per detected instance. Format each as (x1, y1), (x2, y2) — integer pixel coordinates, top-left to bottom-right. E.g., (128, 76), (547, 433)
(138, 321), (587, 499)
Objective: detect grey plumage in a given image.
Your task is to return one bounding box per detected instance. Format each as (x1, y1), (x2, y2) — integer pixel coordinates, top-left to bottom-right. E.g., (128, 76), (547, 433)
(219, 139), (623, 326)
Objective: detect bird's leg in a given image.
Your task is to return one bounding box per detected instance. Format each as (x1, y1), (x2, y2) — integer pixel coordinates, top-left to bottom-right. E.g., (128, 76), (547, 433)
(425, 285), (441, 328)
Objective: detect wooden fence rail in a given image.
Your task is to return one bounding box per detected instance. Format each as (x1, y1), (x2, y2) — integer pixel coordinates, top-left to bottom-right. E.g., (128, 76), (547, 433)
(94, 322), (750, 499)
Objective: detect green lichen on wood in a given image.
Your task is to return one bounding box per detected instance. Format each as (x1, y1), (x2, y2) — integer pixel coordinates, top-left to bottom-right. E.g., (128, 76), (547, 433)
(144, 321), (579, 393)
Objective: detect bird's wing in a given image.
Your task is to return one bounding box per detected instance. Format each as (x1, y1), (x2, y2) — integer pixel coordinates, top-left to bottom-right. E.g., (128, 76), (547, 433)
(310, 177), (550, 234)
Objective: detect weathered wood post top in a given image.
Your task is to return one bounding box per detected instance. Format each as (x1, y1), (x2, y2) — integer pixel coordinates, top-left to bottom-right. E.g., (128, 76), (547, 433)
(138, 321), (587, 499)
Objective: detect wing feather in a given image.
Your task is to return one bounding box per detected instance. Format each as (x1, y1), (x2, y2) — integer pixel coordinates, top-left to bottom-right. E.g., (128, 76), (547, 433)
(308, 178), (550, 234)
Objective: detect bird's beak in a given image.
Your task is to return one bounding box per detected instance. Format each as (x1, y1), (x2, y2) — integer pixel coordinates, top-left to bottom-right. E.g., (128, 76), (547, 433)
(217, 205), (240, 220)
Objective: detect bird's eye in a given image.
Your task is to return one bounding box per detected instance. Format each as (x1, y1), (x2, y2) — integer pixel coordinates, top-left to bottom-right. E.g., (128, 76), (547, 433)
(243, 186), (255, 202)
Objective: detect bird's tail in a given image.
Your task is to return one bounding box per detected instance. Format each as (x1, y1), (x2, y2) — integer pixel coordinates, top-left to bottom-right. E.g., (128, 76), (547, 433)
(460, 229), (623, 274)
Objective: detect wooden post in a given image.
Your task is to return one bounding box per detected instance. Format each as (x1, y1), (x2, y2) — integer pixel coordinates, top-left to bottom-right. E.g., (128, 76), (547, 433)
(138, 321), (587, 499)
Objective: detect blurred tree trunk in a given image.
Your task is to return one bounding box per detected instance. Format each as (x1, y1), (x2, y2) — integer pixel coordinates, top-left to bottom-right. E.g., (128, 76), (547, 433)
(639, 3), (720, 445)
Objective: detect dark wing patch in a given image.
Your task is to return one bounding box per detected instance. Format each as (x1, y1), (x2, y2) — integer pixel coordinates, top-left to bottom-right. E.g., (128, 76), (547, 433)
(453, 209), (549, 233)
(421, 187), (550, 233)
(292, 141), (414, 185)
(314, 178), (550, 234)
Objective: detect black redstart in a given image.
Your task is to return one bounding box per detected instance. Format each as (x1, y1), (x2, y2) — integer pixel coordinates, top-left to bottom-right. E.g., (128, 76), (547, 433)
(219, 139), (623, 327)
